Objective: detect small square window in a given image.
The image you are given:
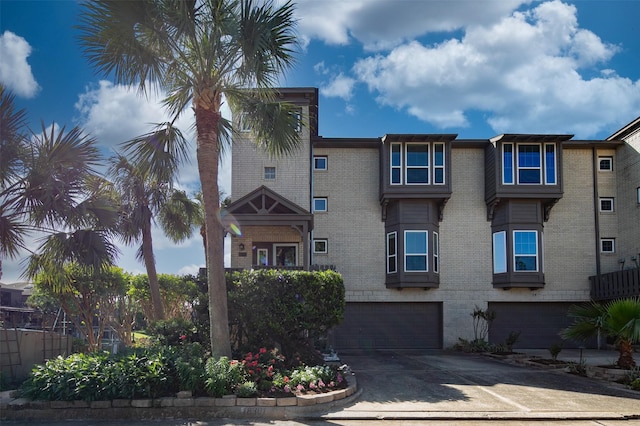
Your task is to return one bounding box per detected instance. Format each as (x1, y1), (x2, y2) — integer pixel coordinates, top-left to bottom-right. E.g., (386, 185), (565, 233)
(313, 197), (327, 212)
(264, 167), (276, 180)
(314, 156), (327, 170)
(599, 198), (614, 212)
(599, 157), (613, 171)
(600, 238), (615, 253)
(313, 239), (327, 254)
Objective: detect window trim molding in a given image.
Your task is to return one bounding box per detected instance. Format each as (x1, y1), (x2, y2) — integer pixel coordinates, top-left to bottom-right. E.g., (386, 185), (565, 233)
(598, 156), (613, 172)
(600, 238), (615, 254)
(313, 197), (328, 213)
(273, 243), (298, 267)
(404, 230), (429, 272)
(313, 156), (327, 171)
(387, 231), (397, 274)
(433, 231), (439, 273)
(599, 197), (614, 212)
(313, 239), (328, 254)
(513, 230), (539, 272)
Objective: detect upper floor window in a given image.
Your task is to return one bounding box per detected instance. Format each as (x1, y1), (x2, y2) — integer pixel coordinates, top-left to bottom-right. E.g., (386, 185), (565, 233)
(314, 156), (327, 171)
(313, 197), (327, 212)
(390, 142), (445, 185)
(264, 167), (276, 180)
(493, 231), (507, 274)
(433, 232), (440, 273)
(599, 156), (613, 171)
(405, 230), (428, 272)
(600, 238), (615, 253)
(514, 230), (538, 271)
(291, 108), (302, 132)
(503, 143), (557, 185)
(599, 197), (614, 212)
(239, 112), (251, 132)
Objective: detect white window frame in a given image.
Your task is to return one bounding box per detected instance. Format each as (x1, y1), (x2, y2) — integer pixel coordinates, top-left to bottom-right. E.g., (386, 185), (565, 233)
(544, 143), (556, 184)
(598, 156), (613, 171)
(257, 248), (268, 266)
(513, 230), (538, 272)
(433, 232), (439, 273)
(502, 143), (514, 185)
(433, 143), (445, 185)
(600, 238), (615, 253)
(313, 156), (327, 171)
(313, 239), (328, 254)
(405, 143), (430, 185)
(390, 143), (402, 185)
(292, 108), (302, 132)
(599, 197), (614, 212)
(264, 166), (276, 180)
(387, 232), (397, 274)
(404, 230), (428, 272)
(493, 231), (507, 273)
(516, 144), (542, 185)
(313, 197), (327, 212)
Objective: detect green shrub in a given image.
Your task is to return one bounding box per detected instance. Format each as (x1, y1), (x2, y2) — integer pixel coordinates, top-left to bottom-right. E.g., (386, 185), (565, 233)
(273, 365), (342, 393)
(227, 269), (345, 365)
(235, 381), (258, 397)
(549, 343), (563, 360)
(20, 349), (177, 401)
(630, 378), (640, 391)
(204, 356), (247, 397)
(146, 317), (198, 347)
(173, 342), (208, 394)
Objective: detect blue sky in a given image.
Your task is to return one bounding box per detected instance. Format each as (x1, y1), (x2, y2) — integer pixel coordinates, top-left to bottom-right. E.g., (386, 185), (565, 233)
(1, 0), (639, 283)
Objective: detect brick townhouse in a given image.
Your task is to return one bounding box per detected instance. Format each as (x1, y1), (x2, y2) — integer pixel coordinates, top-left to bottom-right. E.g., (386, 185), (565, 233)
(224, 87), (640, 350)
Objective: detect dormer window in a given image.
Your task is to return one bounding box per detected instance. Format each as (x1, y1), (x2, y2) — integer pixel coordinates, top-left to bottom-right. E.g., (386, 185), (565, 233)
(390, 142), (446, 185)
(503, 143), (557, 185)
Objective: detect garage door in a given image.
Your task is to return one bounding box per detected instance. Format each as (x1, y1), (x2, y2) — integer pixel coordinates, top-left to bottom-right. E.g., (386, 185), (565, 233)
(330, 302), (442, 350)
(488, 302), (588, 349)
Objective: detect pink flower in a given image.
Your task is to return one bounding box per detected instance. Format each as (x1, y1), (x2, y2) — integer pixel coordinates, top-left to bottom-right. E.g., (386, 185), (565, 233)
(337, 373), (343, 383)
(179, 335), (187, 341)
(283, 376), (290, 383)
(309, 382), (316, 389)
(318, 379), (325, 388)
(296, 384), (304, 391)
(284, 385), (291, 393)
(259, 347), (267, 354)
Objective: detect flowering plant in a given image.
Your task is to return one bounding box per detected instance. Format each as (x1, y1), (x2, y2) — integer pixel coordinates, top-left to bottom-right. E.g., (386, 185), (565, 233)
(241, 348), (286, 391)
(272, 365), (343, 393)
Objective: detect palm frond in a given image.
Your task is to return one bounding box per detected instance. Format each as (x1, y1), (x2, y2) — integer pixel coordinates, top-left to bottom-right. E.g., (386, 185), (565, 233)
(158, 190), (202, 243)
(0, 84), (29, 188)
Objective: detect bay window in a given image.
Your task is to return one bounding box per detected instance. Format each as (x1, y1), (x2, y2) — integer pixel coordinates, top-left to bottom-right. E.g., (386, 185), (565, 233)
(502, 143), (557, 185)
(405, 230), (428, 272)
(514, 231), (538, 271)
(390, 142), (447, 185)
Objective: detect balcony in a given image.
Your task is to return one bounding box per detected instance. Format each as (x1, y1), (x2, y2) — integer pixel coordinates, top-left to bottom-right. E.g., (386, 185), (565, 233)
(590, 268), (640, 301)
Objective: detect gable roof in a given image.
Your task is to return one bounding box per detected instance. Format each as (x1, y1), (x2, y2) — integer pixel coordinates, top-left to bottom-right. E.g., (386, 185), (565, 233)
(222, 186), (313, 230)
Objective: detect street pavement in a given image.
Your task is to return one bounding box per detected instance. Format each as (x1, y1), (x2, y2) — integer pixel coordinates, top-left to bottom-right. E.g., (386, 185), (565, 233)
(314, 349), (640, 422)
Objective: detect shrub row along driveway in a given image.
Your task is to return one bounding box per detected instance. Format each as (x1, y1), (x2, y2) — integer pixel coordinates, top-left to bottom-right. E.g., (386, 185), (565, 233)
(319, 350), (640, 421)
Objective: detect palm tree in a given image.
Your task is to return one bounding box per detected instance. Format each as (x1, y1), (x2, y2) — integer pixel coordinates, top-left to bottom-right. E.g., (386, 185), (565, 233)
(561, 297), (640, 369)
(78, 0), (301, 357)
(1, 84), (120, 285)
(109, 153), (202, 321)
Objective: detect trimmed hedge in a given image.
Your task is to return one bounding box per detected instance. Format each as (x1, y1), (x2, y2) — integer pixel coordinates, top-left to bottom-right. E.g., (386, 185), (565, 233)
(227, 269), (345, 364)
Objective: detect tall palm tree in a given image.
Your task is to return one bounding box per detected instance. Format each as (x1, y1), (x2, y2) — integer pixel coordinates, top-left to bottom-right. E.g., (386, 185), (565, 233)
(561, 297), (640, 369)
(109, 153), (202, 321)
(78, 0), (301, 357)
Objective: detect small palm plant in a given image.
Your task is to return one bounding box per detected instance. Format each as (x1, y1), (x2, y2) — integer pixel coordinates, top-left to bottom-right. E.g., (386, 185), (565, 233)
(561, 297), (640, 369)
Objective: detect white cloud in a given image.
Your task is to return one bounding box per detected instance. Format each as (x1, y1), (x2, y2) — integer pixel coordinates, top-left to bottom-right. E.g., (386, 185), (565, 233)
(351, 0), (639, 137)
(0, 31), (40, 98)
(321, 73), (356, 101)
(296, 0), (529, 50)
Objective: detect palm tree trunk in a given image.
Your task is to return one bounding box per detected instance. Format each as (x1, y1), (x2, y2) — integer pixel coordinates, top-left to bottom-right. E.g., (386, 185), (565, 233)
(195, 93), (232, 359)
(142, 215), (165, 320)
(617, 339), (636, 369)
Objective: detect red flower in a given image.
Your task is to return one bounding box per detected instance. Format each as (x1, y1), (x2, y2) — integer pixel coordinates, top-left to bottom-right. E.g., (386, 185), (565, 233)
(259, 347), (267, 354)
(179, 335), (187, 341)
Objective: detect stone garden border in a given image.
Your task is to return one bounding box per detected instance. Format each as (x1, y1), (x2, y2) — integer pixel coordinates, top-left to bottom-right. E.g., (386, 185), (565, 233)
(0, 375), (358, 421)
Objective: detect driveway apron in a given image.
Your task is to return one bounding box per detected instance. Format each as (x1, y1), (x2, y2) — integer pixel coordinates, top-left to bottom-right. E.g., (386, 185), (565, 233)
(318, 350), (640, 421)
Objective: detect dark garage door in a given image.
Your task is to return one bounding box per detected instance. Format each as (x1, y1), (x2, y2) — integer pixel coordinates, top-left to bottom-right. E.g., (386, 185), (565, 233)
(330, 302), (442, 350)
(488, 302), (585, 348)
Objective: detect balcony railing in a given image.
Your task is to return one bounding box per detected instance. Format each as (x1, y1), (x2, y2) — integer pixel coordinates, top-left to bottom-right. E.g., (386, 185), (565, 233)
(590, 267), (640, 301)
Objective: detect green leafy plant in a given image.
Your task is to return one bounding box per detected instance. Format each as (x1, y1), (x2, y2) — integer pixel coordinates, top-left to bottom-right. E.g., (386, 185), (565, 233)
(235, 381), (258, 397)
(204, 356), (247, 397)
(242, 348), (286, 391)
(549, 343), (563, 361)
(567, 360), (588, 376)
(504, 331), (521, 352)
(273, 365), (342, 393)
(174, 342), (208, 394)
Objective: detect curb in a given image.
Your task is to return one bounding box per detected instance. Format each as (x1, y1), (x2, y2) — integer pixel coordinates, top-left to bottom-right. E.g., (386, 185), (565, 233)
(0, 375), (358, 421)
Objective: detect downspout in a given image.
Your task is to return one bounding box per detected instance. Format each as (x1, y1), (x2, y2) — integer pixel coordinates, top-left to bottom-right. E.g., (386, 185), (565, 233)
(309, 135), (314, 270)
(592, 147), (601, 298)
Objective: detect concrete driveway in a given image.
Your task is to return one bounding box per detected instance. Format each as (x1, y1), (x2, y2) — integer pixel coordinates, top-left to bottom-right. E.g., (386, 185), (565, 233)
(315, 350), (640, 422)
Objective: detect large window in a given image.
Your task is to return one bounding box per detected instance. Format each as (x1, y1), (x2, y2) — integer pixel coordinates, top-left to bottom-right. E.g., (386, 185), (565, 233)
(387, 232), (397, 273)
(514, 231), (538, 271)
(503, 143), (557, 185)
(390, 142), (446, 185)
(405, 230), (428, 272)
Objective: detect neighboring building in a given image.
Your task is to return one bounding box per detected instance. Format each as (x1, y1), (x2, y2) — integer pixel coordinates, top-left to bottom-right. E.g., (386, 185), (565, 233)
(225, 87), (640, 350)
